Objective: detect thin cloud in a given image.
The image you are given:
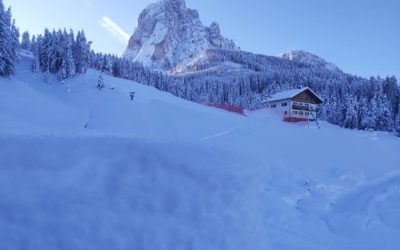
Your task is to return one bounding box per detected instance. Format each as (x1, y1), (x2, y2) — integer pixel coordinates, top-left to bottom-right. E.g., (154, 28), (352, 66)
(98, 16), (130, 44)
(84, 0), (93, 8)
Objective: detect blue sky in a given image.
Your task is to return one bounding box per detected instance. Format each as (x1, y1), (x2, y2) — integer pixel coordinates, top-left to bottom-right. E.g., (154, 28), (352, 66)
(4, 0), (399, 78)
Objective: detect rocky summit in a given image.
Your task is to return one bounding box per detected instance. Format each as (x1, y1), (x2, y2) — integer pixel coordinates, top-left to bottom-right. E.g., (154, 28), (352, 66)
(124, 0), (238, 70)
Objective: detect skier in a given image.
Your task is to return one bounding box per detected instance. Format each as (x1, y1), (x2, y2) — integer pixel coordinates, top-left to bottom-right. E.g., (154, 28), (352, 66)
(130, 91), (135, 101)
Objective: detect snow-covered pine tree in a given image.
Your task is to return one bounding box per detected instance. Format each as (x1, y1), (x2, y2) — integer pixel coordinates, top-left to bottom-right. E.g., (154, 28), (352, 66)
(325, 96), (340, 125)
(0, 1), (8, 76)
(38, 28), (52, 73)
(10, 18), (19, 58)
(58, 30), (75, 80)
(112, 59), (122, 78)
(30, 35), (37, 52)
(20, 31), (30, 50)
(368, 82), (394, 131)
(96, 73), (104, 90)
(94, 52), (103, 70)
(49, 29), (62, 73)
(360, 84), (393, 131)
(57, 30), (67, 81)
(0, 2), (19, 77)
(356, 97), (368, 129)
(396, 103), (400, 136)
(58, 62), (67, 81)
(65, 30), (76, 77)
(73, 30), (91, 74)
(31, 35), (42, 73)
(383, 76), (399, 116)
(361, 95), (377, 130)
(375, 96), (393, 131)
(101, 54), (111, 72)
(342, 95), (358, 129)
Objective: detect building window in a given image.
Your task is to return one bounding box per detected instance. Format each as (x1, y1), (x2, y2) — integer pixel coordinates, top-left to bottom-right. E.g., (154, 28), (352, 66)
(299, 111), (304, 115)
(293, 111), (298, 114)
(305, 112), (310, 115)
(284, 111), (288, 115)
(271, 104), (276, 108)
(282, 102), (288, 107)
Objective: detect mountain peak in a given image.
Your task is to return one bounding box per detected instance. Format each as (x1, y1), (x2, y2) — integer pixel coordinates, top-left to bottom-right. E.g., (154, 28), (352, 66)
(124, 0), (238, 70)
(279, 50), (342, 72)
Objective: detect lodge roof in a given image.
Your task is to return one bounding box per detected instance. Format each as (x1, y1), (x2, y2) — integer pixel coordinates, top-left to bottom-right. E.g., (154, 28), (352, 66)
(267, 87), (324, 103)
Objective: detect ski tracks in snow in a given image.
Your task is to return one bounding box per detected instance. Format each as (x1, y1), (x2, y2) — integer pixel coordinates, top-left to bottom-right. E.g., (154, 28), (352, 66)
(324, 171), (400, 236)
(200, 128), (236, 141)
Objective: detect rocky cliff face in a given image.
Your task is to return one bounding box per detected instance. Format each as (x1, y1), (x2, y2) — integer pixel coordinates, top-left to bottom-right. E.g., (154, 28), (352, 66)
(124, 0), (238, 70)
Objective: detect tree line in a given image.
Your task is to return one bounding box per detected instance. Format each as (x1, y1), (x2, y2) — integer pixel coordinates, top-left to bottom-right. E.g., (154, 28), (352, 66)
(21, 29), (91, 81)
(0, 0), (19, 77)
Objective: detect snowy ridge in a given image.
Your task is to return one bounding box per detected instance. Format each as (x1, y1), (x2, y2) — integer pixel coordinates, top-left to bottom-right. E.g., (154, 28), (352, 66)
(279, 50), (342, 72)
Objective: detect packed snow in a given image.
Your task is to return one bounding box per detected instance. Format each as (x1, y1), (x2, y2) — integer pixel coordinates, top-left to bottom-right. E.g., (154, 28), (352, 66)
(1, 55), (400, 249)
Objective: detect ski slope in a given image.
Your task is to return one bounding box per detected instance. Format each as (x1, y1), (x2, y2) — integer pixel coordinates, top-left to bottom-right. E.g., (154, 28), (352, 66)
(1, 54), (400, 250)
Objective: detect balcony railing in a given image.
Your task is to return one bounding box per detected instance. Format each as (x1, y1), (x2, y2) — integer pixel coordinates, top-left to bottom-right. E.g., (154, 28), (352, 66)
(292, 105), (318, 112)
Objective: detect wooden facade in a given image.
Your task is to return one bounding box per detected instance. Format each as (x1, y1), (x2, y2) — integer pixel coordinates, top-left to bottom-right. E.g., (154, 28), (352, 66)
(292, 90), (323, 104)
(267, 87), (323, 123)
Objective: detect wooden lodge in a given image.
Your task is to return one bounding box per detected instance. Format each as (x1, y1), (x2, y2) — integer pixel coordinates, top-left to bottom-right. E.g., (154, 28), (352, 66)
(267, 87), (323, 122)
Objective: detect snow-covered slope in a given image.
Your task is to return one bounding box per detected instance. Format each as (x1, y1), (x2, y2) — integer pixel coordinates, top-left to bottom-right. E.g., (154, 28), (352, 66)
(1, 55), (400, 249)
(279, 50), (342, 72)
(124, 0), (238, 70)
